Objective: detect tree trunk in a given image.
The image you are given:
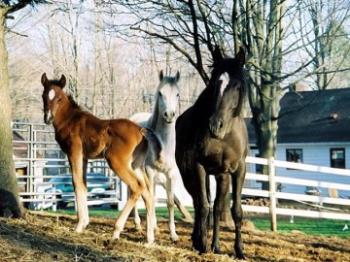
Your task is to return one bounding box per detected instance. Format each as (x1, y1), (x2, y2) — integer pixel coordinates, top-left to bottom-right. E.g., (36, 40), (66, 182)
(251, 84), (279, 190)
(0, 9), (24, 218)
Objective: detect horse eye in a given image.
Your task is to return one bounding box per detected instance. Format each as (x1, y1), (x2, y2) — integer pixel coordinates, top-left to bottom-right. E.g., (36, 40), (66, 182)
(158, 92), (162, 97)
(177, 93), (180, 98)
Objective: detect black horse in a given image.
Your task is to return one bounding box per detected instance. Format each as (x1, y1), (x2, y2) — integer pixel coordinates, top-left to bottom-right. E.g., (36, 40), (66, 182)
(175, 47), (248, 259)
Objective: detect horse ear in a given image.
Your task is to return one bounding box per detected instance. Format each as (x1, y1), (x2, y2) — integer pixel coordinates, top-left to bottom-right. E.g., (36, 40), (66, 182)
(159, 70), (164, 81)
(213, 46), (223, 64)
(175, 71), (180, 82)
(236, 47), (246, 66)
(59, 74), (66, 88)
(41, 73), (48, 87)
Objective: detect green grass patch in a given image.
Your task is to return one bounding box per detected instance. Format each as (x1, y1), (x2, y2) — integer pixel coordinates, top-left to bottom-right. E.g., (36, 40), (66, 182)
(51, 206), (190, 221)
(248, 215), (350, 238)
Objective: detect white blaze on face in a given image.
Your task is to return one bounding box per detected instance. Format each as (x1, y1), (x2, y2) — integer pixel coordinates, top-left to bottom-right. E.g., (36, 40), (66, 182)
(48, 89), (56, 101)
(219, 72), (230, 96)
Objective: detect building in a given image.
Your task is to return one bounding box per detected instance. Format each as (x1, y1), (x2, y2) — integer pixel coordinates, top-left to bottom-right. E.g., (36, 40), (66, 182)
(247, 88), (350, 197)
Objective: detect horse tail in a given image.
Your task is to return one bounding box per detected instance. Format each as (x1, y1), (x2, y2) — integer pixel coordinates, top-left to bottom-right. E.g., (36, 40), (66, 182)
(140, 128), (168, 172)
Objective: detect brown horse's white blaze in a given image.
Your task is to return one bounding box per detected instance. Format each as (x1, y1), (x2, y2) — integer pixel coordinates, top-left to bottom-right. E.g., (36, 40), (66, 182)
(41, 73), (162, 243)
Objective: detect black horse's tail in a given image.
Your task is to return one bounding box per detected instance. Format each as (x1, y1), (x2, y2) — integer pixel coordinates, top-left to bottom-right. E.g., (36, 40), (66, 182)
(140, 128), (168, 172)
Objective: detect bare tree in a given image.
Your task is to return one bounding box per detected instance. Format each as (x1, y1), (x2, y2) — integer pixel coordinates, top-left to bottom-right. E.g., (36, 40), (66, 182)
(298, 0), (350, 90)
(108, 0), (350, 179)
(0, 0), (46, 218)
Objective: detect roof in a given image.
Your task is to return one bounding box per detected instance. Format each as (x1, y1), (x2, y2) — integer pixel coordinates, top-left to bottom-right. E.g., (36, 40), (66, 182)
(247, 88), (350, 144)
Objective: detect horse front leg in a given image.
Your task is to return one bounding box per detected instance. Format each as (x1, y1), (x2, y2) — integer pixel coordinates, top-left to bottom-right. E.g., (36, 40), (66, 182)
(145, 166), (157, 233)
(69, 152), (89, 233)
(231, 162), (246, 259)
(211, 174), (230, 254)
(165, 168), (179, 242)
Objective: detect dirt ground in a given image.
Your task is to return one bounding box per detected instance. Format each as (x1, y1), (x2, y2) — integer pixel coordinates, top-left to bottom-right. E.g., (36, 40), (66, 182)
(0, 212), (349, 262)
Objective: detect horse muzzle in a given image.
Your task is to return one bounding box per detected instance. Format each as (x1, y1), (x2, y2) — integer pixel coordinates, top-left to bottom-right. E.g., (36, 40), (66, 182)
(163, 111), (176, 124)
(209, 118), (225, 139)
(44, 112), (54, 125)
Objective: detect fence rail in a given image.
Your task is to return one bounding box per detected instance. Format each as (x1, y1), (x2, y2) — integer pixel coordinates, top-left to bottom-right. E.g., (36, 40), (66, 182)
(245, 156), (350, 230)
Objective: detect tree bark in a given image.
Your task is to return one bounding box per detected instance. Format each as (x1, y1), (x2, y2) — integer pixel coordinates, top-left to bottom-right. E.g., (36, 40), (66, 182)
(0, 9), (24, 218)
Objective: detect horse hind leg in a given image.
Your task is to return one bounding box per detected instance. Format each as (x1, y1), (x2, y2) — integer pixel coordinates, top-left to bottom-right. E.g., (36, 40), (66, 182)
(108, 160), (147, 241)
(169, 165), (193, 223)
(164, 168), (179, 242)
(128, 185), (142, 231)
(231, 162), (246, 259)
(211, 174), (230, 254)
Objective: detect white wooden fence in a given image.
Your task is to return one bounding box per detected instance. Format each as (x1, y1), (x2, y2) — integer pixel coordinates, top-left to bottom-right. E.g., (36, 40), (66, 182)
(244, 156), (350, 231)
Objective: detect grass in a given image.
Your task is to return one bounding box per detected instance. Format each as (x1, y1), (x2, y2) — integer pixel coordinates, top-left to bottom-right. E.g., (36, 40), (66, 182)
(51, 206), (185, 220)
(49, 207), (350, 238)
(247, 214), (350, 238)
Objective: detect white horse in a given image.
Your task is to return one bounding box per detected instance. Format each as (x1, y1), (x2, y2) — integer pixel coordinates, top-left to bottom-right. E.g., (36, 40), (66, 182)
(130, 70), (192, 242)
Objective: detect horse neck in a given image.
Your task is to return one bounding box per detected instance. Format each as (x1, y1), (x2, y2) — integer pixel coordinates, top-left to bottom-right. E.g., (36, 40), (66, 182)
(53, 97), (77, 130)
(192, 73), (220, 122)
(148, 99), (176, 153)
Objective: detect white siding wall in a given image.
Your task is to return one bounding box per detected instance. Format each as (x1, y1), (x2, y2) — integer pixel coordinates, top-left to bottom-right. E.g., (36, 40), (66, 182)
(247, 143), (350, 198)
(276, 143), (350, 168)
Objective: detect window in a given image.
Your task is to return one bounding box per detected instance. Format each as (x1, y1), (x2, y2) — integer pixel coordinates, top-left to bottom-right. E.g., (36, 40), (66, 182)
(330, 148), (345, 169)
(286, 149), (303, 163)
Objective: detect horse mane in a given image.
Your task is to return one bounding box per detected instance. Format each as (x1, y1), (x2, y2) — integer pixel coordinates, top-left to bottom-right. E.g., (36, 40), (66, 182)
(67, 95), (81, 110)
(48, 79), (64, 86)
(150, 94), (160, 129)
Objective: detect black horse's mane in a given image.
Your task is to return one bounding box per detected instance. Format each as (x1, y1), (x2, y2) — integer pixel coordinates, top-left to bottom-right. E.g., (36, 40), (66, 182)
(192, 57), (246, 118)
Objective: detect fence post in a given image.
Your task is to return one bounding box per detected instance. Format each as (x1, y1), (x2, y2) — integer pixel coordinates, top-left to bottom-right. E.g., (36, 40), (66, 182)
(268, 157), (277, 232)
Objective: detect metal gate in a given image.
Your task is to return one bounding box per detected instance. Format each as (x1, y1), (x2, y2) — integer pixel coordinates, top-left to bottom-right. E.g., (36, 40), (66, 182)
(13, 122), (126, 210)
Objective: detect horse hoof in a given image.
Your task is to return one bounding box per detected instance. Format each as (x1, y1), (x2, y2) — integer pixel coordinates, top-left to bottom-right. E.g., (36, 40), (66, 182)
(236, 252), (246, 260)
(145, 241), (155, 248)
(193, 243), (207, 254)
(170, 234), (179, 242)
(112, 231), (121, 240)
(212, 246), (221, 254)
(75, 225), (85, 233)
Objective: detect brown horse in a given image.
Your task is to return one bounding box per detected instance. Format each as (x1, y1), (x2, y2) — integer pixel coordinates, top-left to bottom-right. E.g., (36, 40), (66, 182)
(41, 73), (162, 243)
(175, 47), (248, 259)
